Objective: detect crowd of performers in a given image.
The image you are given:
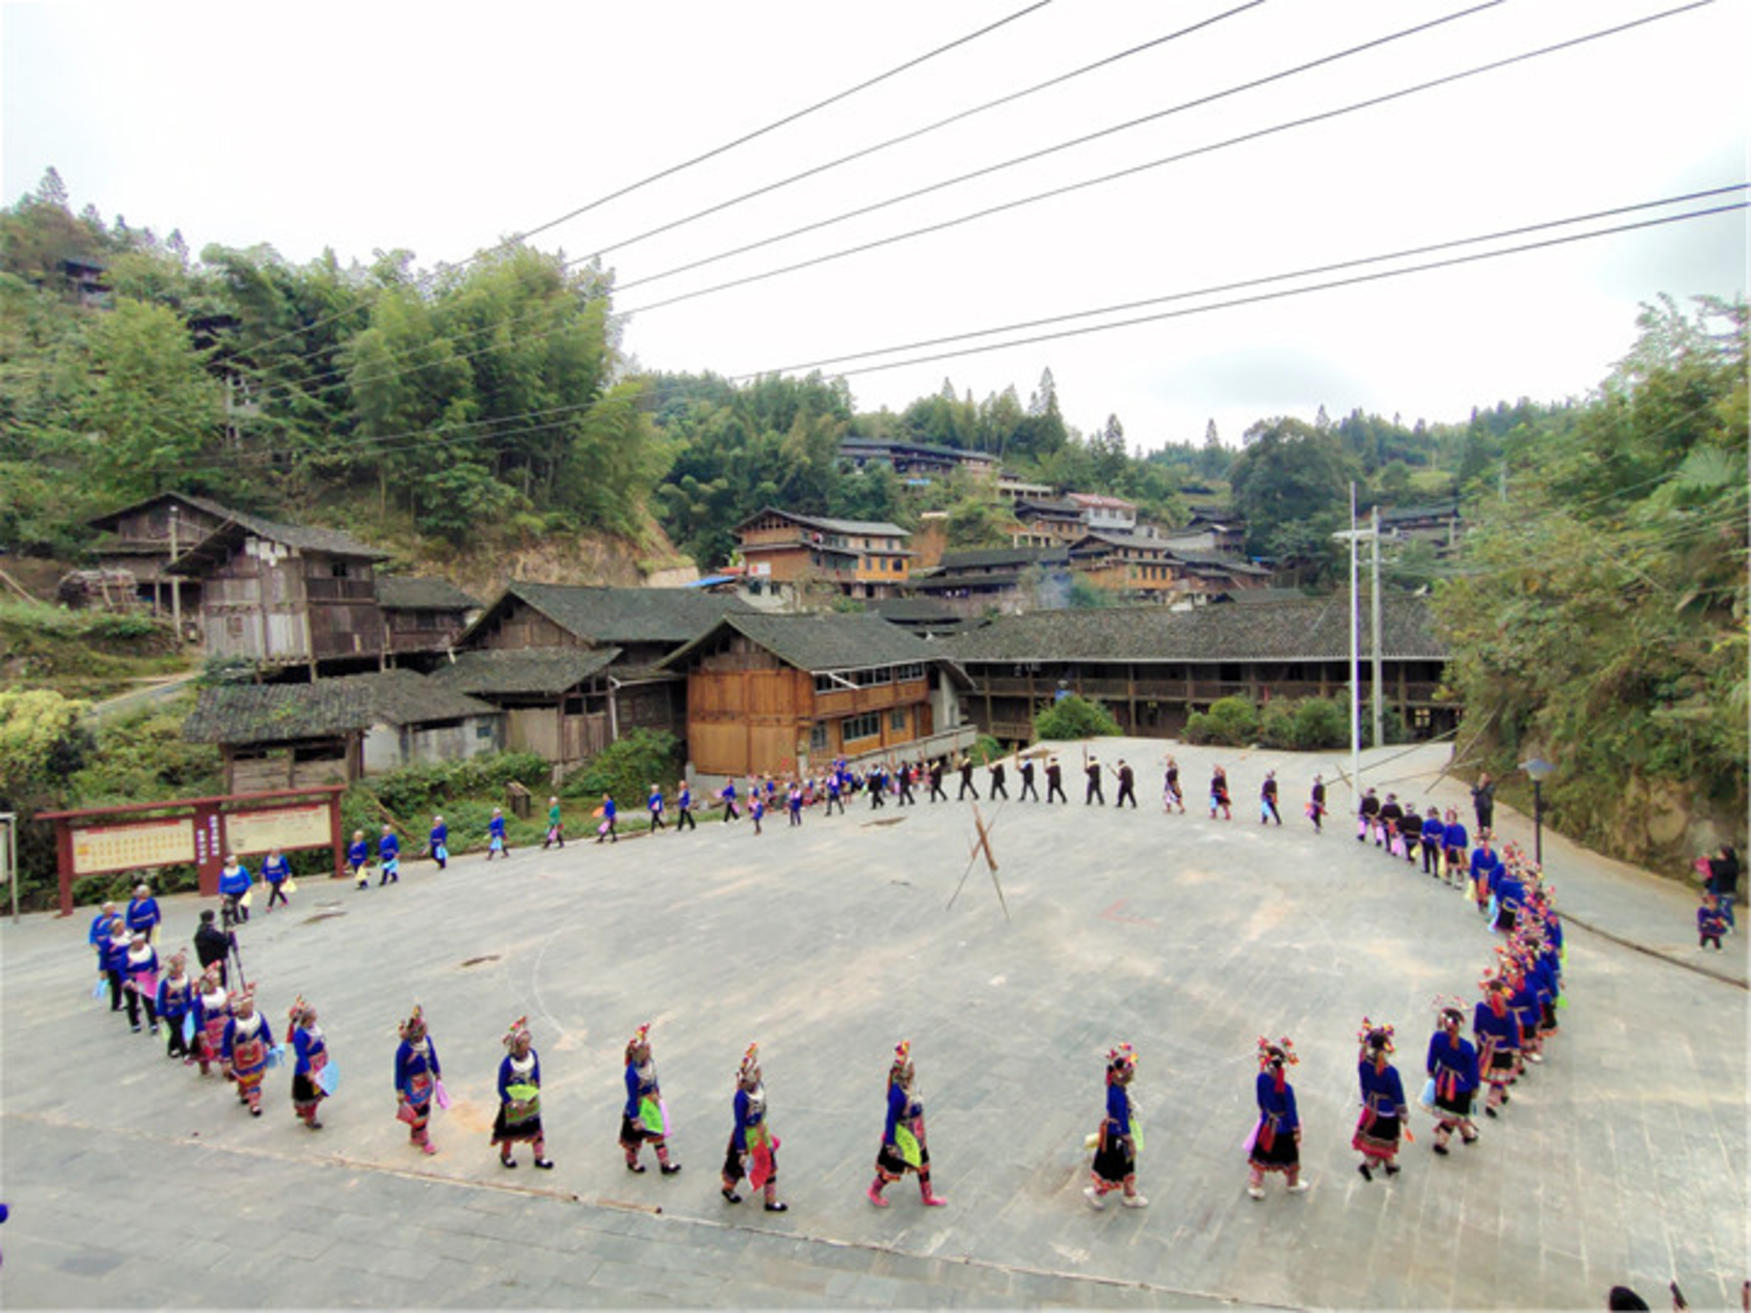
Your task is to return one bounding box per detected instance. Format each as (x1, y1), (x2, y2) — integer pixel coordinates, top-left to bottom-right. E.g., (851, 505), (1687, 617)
(83, 746), (1574, 1216)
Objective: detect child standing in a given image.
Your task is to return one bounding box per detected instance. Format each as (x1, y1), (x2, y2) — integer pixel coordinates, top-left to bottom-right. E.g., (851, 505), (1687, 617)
(486, 808), (509, 860)
(429, 815), (448, 870)
(1699, 893), (1727, 950)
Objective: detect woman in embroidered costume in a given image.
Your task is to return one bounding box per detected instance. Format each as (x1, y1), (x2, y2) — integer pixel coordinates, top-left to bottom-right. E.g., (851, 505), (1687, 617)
(394, 1006), (442, 1155)
(1247, 1037), (1310, 1198)
(122, 932), (160, 1036)
(191, 964), (231, 1078)
(1473, 972), (1519, 1119)
(721, 1043), (786, 1211)
(222, 984), (272, 1117)
(1086, 1042), (1147, 1210)
(154, 952), (195, 1063)
(288, 997), (329, 1130)
(1352, 1020), (1409, 1181)
(493, 1018), (552, 1170)
(620, 1023), (680, 1175)
(1425, 998), (1480, 1155)
(868, 1041), (947, 1208)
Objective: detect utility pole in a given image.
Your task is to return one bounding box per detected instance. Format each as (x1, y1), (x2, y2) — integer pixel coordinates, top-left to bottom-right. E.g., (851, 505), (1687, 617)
(1370, 503), (1383, 750)
(168, 505), (182, 638)
(1331, 484), (1370, 801)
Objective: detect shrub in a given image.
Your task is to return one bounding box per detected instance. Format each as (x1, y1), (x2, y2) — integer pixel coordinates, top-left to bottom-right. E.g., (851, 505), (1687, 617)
(1184, 695), (1260, 746)
(561, 730), (683, 811)
(355, 752), (551, 826)
(1292, 697), (1350, 749)
(1034, 694), (1122, 740)
(967, 734), (1002, 765)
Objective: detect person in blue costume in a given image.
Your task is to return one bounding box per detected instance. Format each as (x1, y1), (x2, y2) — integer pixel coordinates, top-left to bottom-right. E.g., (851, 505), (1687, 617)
(674, 780), (696, 832)
(823, 772), (842, 816)
(787, 782), (804, 827)
(222, 984), (272, 1116)
(721, 1043), (786, 1211)
(720, 779), (740, 822)
(125, 884), (161, 941)
(1699, 892), (1728, 950)
(596, 793), (618, 844)
(1352, 1020), (1408, 1182)
(394, 1005), (441, 1155)
(1468, 836), (1502, 916)
(348, 830), (370, 887)
(749, 791), (764, 836)
(90, 904), (122, 1010)
(1419, 809), (1446, 878)
(377, 825), (401, 885)
(1441, 811), (1469, 888)
(428, 815), (448, 870)
(1085, 1042), (1147, 1210)
(261, 849), (291, 911)
(122, 932), (160, 1035)
(485, 808), (509, 860)
(154, 951), (196, 1063)
(647, 784), (666, 833)
(217, 853), (253, 922)
(1473, 973), (1519, 1118)
(1425, 999), (1480, 1155)
(868, 1041), (946, 1208)
(1247, 1037), (1309, 1198)
(492, 1018), (552, 1170)
(190, 964), (231, 1077)
(287, 996), (328, 1130)
(619, 1023), (680, 1175)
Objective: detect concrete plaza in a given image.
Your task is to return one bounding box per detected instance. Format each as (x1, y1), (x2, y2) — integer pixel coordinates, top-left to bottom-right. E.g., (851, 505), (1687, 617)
(2, 739), (1745, 1308)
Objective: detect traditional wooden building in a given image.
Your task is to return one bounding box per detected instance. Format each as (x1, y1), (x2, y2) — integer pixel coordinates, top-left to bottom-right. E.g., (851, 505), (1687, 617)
(734, 508), (914, 599)
(162, 508), (389, 672)
(659, 612), (974, 778)
(453, 582), (751, 756)
(1010, 497), (1087, 547)
(1066, 493), (1137, 532)
(1379, 502), (1463, 556)
(427, 647), (620, 766)
(942, 594), (1455, 743)
(87, 492), (240, 620)
(906, 545), (1072, 614)
(376, 576), (480, 659)
(839, 437), (998, 482)
(183, 671), (501, 793)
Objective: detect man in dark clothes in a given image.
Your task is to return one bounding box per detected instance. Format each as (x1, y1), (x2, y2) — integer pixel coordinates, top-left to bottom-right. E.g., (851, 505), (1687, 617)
(868, 764), (886, 809)
(896, 762), (915, 806)
(1018, 757), (1038, 801)
(1085, 757), (1105, 806)
(1114, 760), (1136, 808)
(988, 759), (1008, 800)
(1045, 757), (1067, 804)
(957, 756), (979, 801)
(193, 909), (234, 989)
(1470, 773), (1496, 835)
(928, 759), (948, 802)
(1260, 770), (1281, 826)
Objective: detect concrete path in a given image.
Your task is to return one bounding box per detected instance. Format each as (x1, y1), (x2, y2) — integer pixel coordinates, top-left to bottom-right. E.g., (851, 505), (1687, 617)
(2, 738), (1744, 1309)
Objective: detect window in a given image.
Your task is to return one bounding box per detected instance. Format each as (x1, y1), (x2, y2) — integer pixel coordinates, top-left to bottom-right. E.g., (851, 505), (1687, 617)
(842, 712), (880, 742)
(889, 707), (907, 732)
(894, 663), (925, 682)
(809, 723), (828, 752)
(814, 673), (845, 694)
(330, 562), (351, 579)
(476, 723), (495, 740)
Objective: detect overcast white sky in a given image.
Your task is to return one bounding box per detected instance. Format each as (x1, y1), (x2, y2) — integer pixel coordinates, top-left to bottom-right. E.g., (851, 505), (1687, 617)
(4, 0), (1745, 451)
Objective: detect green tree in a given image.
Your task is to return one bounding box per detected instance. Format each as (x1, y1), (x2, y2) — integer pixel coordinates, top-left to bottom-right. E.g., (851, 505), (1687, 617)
(1229, 417), (1358, 557)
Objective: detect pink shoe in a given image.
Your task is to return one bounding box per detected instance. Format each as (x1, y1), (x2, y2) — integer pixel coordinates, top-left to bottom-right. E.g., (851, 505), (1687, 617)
(922, 1193), (948, 1207)
(420, 1139), (437, 1156)
(866, 1185), (889, 1208)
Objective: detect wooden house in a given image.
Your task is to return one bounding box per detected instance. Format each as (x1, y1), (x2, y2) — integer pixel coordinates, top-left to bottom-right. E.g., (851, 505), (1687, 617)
(87, 492), (240, 621)
(734, 508), (913, 599)
(376, 576), (480, 660)
(658, 612), (974, 778)
(839, 437), (998, 482)
(427, 647), (621, 766)
(906, 545), (1072, 614)
(165, 509), (388, 672)
(942, 594), (1456, 743)
(183, 671), (502, 793)
(453, 583), (751, 758)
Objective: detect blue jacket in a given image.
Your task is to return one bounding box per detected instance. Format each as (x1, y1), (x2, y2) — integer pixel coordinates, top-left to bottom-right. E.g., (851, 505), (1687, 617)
(217, 864), (252, 896)
(261, 856), (290, 884)
(125, 897), (161, 933)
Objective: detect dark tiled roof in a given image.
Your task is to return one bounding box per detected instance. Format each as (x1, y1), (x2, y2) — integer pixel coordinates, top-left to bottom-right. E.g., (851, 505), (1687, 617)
(88, 491), (244, 532)
(483, 582), (753, 645)
(868, 598), (960, 622)
(911, 570), (1030, 591)
(940, 594), (1446, 663)
(736, 506), (910, 539)
(427, 647), (620, 696)
(1070, 531), (1171, 554)
(662, 611), (940, 674)
(1014, 498), (1081, 516)
(840, 437), (995, 464)
(183, 671), (495, 744)
(1378, 502), (1461, 524)
(935, 546), (1068, 572)
(376, 576), (480, 611)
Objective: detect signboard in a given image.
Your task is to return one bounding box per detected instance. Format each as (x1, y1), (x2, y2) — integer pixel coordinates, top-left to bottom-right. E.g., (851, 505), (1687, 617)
(225, 804), (331, 856)
(71, 819), (195, 876)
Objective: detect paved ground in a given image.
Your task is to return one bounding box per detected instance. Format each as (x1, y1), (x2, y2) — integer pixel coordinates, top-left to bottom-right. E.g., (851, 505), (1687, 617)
(2, 739), (1744, 1309)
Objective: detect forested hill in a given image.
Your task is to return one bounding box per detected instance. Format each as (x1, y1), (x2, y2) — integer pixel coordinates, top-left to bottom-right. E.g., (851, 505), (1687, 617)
(6, 168), (1511, 585)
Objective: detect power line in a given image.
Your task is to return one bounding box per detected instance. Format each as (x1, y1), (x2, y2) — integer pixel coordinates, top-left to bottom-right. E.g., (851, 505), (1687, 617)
(252, 0), (1672, 412)
(221, 0), (1057, 363)
(144, 197), (1742, 476)
(618, 1), (1715, 318)
(730, 185), (1747, 378)
(741, 203), (1746, 384)
(573, 1), (1269, 267)
(614, 0), (1505, 296)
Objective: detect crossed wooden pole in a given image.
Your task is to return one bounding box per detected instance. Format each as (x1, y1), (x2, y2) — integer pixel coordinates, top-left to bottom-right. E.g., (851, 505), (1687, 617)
(947, 802), (1009, 920)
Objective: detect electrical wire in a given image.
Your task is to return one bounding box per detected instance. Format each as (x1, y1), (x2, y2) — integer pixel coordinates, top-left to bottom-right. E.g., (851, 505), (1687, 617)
(223, 0), (1058, 363)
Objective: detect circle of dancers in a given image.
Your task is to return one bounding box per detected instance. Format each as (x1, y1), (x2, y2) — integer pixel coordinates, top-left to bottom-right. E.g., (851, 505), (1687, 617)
(84, 769), (1568, 1217)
